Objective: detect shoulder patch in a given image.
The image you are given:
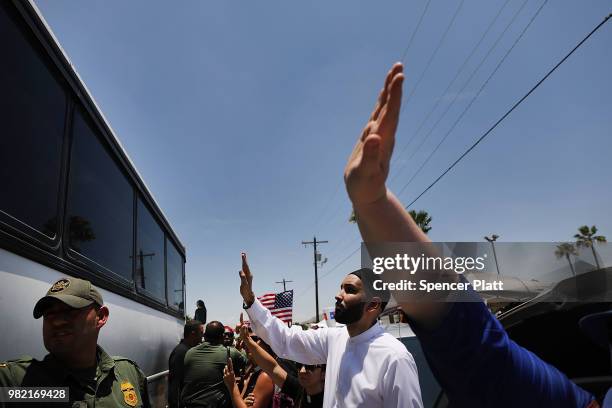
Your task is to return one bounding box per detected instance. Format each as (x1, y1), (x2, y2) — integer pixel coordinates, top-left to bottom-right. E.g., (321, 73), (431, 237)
(121, 381), (138, 407)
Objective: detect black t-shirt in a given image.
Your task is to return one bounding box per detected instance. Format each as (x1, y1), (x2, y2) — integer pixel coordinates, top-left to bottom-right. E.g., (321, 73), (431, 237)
(168, 341), (190, 408)
(302, 391), (323, 408)
(194, 307), (207, 324)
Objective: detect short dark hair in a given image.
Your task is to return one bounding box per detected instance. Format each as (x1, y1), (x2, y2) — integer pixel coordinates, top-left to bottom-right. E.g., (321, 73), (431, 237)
(196, 300), (205, 307)
(184, 320), (202, 338)
(204, 321), (224, 343)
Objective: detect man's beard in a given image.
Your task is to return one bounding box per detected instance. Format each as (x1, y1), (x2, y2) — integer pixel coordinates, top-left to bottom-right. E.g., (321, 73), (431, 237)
(334, 302), (365, 324)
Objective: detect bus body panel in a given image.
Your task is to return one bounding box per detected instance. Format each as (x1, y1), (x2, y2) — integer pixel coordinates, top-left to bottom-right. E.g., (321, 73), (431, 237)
(0, 247), (181, 376)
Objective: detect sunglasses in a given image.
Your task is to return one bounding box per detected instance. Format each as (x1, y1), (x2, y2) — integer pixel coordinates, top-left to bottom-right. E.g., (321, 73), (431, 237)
(295, 363), (322, 371)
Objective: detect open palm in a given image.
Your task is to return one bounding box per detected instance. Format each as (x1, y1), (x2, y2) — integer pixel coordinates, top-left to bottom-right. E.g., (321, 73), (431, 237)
(344, 63), (404, 207)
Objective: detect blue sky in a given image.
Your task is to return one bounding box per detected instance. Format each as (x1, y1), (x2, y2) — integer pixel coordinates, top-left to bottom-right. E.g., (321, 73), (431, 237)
(35, 0), (612, 324)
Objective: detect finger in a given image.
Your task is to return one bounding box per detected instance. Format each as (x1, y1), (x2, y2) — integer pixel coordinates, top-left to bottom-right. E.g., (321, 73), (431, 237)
(241, 252), (251, 277)
(377, 73), (404, 162)
(361, 135), (382, 174)
(240, 325), (249, 340)
(371, 63), (403, 122)
(239, 270), (248, 286)
(240, 312), (244, 325)
(227, 357), (234, 372)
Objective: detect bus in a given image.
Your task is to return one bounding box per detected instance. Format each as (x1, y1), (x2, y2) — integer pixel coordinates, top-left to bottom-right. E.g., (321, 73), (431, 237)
(0, 1), (186, 405)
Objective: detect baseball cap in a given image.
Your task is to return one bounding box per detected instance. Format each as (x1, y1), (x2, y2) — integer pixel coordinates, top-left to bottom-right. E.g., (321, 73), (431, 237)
(33, 277), (104, 319)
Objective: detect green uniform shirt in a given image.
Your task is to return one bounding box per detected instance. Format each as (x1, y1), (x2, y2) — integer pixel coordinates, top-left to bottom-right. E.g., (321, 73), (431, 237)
(181, 342), (247, 407)
(0, 346), (150, 408)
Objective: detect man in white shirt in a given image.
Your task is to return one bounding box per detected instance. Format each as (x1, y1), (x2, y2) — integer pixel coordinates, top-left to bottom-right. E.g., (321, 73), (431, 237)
(239, 253), (423, 408)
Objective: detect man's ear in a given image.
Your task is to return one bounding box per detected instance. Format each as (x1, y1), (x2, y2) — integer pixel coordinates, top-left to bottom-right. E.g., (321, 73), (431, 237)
(96, 305), (109, 329)
(367, 297), (382, 313)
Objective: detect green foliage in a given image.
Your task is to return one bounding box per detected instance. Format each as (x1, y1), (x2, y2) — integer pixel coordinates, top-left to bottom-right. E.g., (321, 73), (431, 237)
(574, 225), (607, 247)
(408, 210), (432, 234)
(349, 208), (432, 235)
(573, 225), (607, 270)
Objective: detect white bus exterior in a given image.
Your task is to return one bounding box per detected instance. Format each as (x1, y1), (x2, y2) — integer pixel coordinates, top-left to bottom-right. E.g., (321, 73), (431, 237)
(0, 1), (186, 406)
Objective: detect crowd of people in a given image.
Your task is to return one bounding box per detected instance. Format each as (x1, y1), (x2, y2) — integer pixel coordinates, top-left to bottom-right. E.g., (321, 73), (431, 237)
(169, 312), (327, 408)
(0, 63), (606, 407)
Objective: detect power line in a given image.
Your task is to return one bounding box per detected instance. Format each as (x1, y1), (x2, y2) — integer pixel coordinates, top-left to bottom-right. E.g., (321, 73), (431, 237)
(402, 0), (466, 108)
(405, 11), (612, 208)
(294, 245), (360, 299)
(310, 0), (435, 233)
(393, 0), (530, 182)
(398, 0), (548, 197)
(309, 182), (342, 232)
(319, 246), (361, 281)
(400, 0), (433, 63)
(275, 278), (293, 292)
(317, 11), (611, 287)
(390, 0), (514, 178)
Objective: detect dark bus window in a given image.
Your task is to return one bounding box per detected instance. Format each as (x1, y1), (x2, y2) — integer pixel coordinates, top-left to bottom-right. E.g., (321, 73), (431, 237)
(167, 240), (184, 311)
(0, 3), (66, 238)
(66, 108), (133, 281)
(136, 198), (166, 301)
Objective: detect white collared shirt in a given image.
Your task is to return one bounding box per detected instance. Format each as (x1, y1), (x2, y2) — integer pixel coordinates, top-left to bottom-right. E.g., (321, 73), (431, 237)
(246, 299), (423, 408)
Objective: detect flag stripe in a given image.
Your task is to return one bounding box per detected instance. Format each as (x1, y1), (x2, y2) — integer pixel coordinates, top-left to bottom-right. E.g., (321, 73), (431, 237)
(257, 290), (293, 325)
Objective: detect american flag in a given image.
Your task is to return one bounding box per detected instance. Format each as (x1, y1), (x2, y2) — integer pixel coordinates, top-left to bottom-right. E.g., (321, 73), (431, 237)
(258, 290), (293, 325)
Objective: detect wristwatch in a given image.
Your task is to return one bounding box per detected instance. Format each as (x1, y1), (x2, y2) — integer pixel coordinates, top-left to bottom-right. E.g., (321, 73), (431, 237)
(242, 300), (254, 310)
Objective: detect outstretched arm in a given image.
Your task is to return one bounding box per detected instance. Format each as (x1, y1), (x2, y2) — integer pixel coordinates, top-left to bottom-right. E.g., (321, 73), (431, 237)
(224, 358), (250, 408)
(344, 63), (428, 244)
(345, 62), (597, 408)
(238, 315), (288, 389)
(344, 63), (452, 328)
(239, 253), (328, 363)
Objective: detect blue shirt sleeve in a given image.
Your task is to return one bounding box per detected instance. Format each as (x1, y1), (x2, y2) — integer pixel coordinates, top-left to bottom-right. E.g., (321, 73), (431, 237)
(411, 300), (595, 408)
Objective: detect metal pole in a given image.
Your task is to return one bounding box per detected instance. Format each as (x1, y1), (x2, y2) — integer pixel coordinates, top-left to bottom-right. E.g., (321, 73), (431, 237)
(275, 278), (293, 292)
(302, 237), (328, 323)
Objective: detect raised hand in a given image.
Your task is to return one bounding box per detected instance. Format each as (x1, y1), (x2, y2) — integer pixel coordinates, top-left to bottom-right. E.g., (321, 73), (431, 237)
(344, 63), (404, 207)
(239, 313), (251, 342)
(239, 252), (255, 306)
(223, 357), (236, 390)
(244, 393), (256, 407)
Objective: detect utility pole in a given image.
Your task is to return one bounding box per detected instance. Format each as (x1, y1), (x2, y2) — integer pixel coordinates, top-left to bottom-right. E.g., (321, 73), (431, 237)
(302, 236), (328, 322)
(484, 234), (501, 276)
(275, 278), (293, 292)
(131, 250), (155, 289)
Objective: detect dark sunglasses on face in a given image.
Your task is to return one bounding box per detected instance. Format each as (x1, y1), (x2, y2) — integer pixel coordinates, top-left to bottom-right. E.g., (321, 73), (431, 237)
(296, 363), (321, 371)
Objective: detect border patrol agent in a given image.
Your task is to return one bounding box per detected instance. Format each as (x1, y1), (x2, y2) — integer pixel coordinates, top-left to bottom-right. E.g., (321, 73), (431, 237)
(0, 277), (150, 407)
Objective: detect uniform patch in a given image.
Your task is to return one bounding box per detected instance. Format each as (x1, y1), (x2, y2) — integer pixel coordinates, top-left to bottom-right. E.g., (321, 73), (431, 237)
(120, 381), (138, 407)
(50, 279), (70, 293)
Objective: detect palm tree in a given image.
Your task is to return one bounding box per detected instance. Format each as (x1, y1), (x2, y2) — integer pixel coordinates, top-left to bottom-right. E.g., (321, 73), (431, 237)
(349, 209), (433, 235)
(574, 225), (607, 270)
(409, 210), (432, 234)
(555, 242), (578, 277)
